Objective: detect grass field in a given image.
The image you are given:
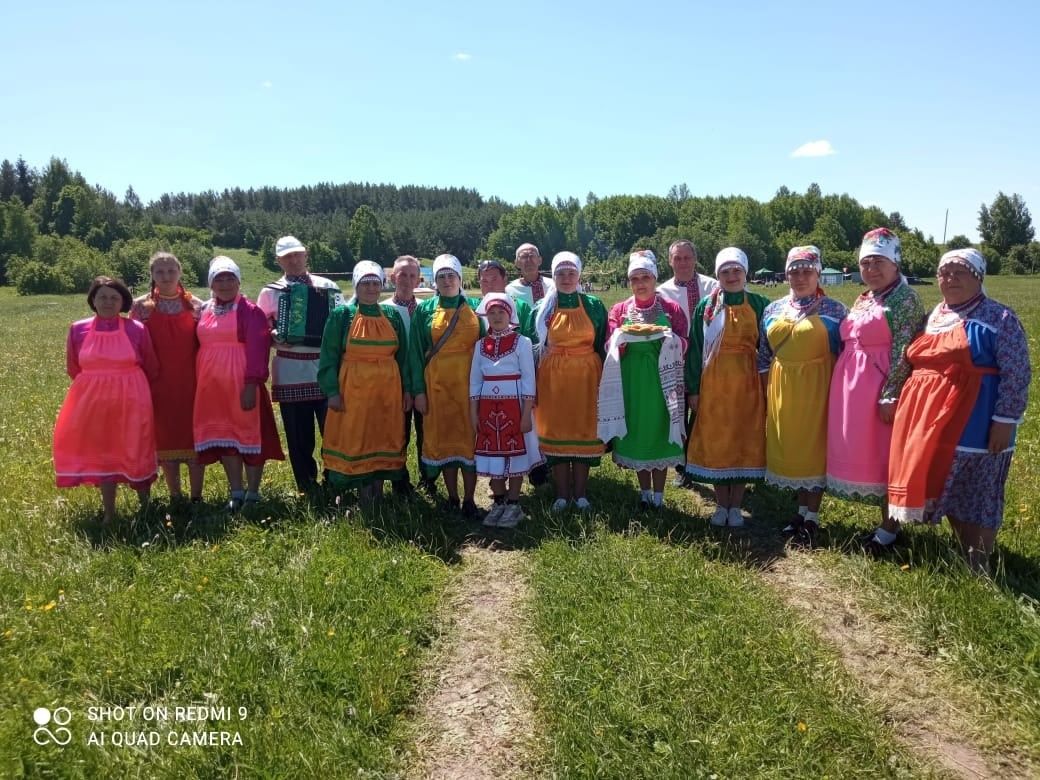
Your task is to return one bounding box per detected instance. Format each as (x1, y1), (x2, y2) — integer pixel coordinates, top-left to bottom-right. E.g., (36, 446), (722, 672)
(1, 268), (1038, 777)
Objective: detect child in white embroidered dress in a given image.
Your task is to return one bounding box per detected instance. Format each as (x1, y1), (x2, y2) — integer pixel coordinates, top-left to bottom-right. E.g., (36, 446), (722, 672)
(469, 293), (543, 528)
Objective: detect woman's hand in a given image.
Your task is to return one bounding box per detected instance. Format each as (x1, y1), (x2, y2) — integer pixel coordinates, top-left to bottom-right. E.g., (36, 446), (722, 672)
(240, 383), (257, 411)
(878, 401), (896, 425)
(414, 394), (428, 415)
(687, 394), (700, 414)
(328, 393), (345, 412)
(403, 392), (413, 413)
(988, 421), (1015, 453)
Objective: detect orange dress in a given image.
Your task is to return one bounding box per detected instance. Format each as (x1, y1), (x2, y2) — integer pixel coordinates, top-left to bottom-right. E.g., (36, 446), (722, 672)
(536, 298), (605, 464)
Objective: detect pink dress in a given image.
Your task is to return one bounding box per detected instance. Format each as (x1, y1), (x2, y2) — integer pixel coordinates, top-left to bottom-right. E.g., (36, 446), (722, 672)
(53, 317), (158, 487)
(826, 300), (892, 500)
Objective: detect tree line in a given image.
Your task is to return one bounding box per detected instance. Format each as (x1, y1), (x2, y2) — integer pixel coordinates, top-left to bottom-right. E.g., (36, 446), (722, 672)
(1, 155), (1036, 295)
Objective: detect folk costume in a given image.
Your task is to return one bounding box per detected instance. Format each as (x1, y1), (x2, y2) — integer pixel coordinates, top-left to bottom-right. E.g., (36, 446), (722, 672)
(131, 285), (203, 464)
(54, 315), (159, 488)
(407, 255), (485, 478)
(685, 248), (769, 484)
(888, 250), (1030, 529)
(826, 229), (925, 503)
(598, 252), (689, 472)
(757, 246), (847, 491)
(193, 258), (283, 467)
(318, 262), (409, 489)
(533, 252), (608, 466)
(469, 293), (543, 478)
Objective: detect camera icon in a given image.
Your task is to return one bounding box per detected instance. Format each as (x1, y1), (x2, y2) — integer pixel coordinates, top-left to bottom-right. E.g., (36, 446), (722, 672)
(32, 707), (72, 746)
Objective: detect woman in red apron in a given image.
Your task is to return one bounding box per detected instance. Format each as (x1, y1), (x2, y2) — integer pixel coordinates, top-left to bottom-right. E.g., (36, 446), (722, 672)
(53, 277), (159, 525)
(131, 252), (205, 502)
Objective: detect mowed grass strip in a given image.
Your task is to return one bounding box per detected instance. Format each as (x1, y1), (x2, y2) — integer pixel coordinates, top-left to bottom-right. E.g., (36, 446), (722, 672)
(528, 533), (920, 778)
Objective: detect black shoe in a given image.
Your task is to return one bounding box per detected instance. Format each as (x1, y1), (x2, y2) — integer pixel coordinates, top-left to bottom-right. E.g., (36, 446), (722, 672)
(529, 464), (549, 487)
(781, 514), (805, 536)
(227, 497), (243, 513)
(392, 478), (414, 497)
(859, 531), (897, 557)
(461, 500), (483, 521)
(790, 520), (819, 549)
(418, 478), (438, 497)
(639, 499), (652, 513)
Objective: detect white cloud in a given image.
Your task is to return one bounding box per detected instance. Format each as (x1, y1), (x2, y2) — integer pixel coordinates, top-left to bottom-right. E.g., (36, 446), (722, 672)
(790, 140), (836, 158)
(261, 80), (273, 88)
(452, 52), (472, 61)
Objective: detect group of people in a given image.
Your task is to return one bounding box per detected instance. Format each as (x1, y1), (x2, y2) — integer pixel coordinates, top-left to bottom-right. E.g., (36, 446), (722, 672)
(53, 233), (1030, 572)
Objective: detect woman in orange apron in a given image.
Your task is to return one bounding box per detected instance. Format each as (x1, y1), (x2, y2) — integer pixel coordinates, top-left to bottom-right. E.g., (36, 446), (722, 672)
(54, 276), (159, 525)
(318, 261), (409, 507)
(533, 251), (607, 512)
(888, 249), (1030, 574)
(685, 248), (769, 528)
(131, 252), (205, 503)
(407, 254), (485, 519)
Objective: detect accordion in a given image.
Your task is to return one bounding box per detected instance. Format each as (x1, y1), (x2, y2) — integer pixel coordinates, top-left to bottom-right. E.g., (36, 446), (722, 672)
(270, 283), (341, 347)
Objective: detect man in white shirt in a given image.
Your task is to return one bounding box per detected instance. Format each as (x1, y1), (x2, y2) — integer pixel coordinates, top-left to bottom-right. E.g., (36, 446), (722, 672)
(505, 242), (556, 308)
(380, 255), (430, 495)
(256, 235), (342, 493)
(656, 239), (720, 487)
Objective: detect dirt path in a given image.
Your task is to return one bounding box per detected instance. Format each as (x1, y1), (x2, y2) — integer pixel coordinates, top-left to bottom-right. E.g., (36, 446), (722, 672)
(412, 544), (538, 780)
(762, 551), (1032, 779)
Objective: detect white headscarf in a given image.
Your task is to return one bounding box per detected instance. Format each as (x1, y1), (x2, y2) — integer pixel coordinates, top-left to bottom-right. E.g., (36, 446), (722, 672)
(859, 228), (902, 264)
(476, 292), (520, 327)
(208, 256), (241, 287)
(345, 260), (384, 305)
(939, 248), (986, 281)
(627, 251), (658, 279)
(702, 248), (750, 370)
(535, 251), (584, 348)
(433, 253), (463, 279)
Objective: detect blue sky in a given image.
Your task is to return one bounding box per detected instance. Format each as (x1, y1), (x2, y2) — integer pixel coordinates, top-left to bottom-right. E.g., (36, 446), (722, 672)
(3, 0), (1037, 242)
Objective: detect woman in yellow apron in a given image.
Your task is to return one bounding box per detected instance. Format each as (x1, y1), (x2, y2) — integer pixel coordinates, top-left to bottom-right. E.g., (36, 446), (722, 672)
(533, 251), (607, 512)
(757, 246), (847, 546)
(408, 254), (485, 519)
(318, 261), (409, 507)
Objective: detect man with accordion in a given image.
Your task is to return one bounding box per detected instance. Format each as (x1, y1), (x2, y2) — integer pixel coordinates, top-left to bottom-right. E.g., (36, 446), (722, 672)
(257, 236), (343, 494)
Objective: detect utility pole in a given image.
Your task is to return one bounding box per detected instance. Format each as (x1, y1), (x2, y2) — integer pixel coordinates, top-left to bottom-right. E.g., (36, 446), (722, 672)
(942, 209), (949, 245)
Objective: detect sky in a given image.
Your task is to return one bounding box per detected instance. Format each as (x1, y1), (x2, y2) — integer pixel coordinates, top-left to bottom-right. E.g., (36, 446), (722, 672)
(2, 0), (1038, 243)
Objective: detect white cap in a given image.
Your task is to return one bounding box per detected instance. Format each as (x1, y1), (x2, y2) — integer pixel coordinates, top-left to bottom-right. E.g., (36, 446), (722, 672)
(627, 251), (658, 279)
(352, 260), (384, 288)
(859, 228), (902, 264)
(433, 254), (463, 278)
(715, 247), (749, 275)
(939, 248), (986, 280)
(275, 235), (307, 257)
(207, 256), (241, 286)
(551, 251), (582, 277)
(476, 292), (519, 326)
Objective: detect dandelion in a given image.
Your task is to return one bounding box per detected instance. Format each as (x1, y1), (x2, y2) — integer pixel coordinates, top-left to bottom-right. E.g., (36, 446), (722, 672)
(42, 601), (56, 612)
(201, 576), (209, 585)
(900, 564), (911, 571)
(327, 628), (335, 637)
(3, 629), (14, 639)
(57, 589), (64, 595)
(797, 721), (808, 732)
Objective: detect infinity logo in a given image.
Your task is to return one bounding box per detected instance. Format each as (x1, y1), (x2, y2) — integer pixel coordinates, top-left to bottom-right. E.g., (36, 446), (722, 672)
(32, 707), (72, 746)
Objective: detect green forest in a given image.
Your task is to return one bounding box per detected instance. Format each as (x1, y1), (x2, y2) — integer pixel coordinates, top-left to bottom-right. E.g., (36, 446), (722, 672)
(0, 155), (1036, 295)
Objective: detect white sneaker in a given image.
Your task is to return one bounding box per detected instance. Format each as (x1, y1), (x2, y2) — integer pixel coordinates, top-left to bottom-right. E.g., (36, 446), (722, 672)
(551, 498), (570, 512)
(728, 507), (745, 528)
(497, 503), (523, 529)
(710, 507), (728, 527)
(574, 497), (591, 512)
(483, 503), (505, 527)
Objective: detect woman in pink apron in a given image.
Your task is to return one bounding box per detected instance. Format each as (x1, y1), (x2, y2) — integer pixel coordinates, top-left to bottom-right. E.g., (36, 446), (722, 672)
(193, 257), (284, 511)
(53, 276), (159, 525)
